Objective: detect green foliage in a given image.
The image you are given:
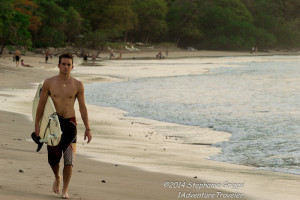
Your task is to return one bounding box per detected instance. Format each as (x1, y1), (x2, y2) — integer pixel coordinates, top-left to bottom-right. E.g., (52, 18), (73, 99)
(11, 11), (32, 47)
(0, 0), (33, 53)
(65, 6), (83, 44)
(82, 31), (108, 50)
(243, 0), (300, 48)
(2, 0), (300, 53)
(167, 0), (202, 45)
(131, 0), (168, 43)
(34, 0), (67, 47)
(199, 0), (277, 50)
(216, 0), (253, 22)
(73, 0), (137, 41)
(0, 0), (14, 36)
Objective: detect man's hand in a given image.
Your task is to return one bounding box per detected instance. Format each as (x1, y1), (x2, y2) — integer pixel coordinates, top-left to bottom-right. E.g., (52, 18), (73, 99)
(84, 129), (92, 143)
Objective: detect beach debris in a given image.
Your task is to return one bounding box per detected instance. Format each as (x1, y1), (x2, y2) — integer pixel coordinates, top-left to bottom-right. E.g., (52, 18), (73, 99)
(19, 169), (24, 173)
(194, 176), (197, 179)
(78, 170), (82, 173)
(101, 180), (106, 183)
(114, 164), (118, 167)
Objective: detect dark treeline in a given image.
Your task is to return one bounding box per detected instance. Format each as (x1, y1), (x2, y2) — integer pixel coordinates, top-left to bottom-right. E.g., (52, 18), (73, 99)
(1, 0), (300, 54)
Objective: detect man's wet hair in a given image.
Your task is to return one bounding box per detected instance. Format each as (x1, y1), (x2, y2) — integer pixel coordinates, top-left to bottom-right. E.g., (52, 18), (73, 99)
(59, 53), (73, 64)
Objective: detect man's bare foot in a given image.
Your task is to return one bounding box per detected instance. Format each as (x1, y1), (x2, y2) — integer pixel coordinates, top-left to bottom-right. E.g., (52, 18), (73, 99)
(52, 175), (61, 194)
(62, 189), (69, 199)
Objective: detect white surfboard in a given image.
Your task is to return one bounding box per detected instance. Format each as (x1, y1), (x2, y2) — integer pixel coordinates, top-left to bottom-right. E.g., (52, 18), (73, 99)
(32, 83), (62, 146)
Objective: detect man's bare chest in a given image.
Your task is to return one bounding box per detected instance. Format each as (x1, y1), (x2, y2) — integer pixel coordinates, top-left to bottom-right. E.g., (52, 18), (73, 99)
(49, 83), (78, 100)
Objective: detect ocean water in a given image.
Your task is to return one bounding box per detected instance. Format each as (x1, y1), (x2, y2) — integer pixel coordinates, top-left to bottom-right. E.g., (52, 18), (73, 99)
(85, 56), (300, 175)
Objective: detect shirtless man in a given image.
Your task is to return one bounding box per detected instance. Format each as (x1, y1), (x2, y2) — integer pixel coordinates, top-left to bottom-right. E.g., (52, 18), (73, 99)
(35, 53), (92, 199)
(15, 50), (21, 67)
(45, 50), (49, 63)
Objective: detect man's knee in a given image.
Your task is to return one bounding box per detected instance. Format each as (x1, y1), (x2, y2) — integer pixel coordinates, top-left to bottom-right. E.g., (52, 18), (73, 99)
(63, 145), (76, 166)
(47, 145), (62, 166)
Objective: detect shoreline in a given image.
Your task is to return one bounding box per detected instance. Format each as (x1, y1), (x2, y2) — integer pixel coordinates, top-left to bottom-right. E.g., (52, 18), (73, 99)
(1, 51), (300, 199)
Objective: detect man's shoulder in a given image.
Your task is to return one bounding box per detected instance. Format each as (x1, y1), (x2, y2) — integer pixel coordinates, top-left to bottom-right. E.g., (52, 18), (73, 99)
(71, 77), (83, 85)
(44, 76), (58, 84)
(71, 77), (84, 92)
(46, 76), (58, 81)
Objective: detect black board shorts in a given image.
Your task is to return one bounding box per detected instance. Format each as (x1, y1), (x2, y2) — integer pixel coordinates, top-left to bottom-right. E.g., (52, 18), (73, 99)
(47, 116), (77, 166)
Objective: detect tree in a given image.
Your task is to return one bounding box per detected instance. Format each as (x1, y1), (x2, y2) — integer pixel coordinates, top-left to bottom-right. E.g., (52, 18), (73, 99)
(132, 0), (168, 44)
(166, 0), (202, 45)
(65, 6), (83, 45)
(13, 0), (41, 32)
(243, 0), (300, 48)
(13, 0), (41, 48)
(73, 0), (137, 43)
(0, 0), (14, 54)
(0, 0), (33, 54)
(34, 0), (67, 47)
(198, 0), (277, 50)
(99, 0), (137, 42)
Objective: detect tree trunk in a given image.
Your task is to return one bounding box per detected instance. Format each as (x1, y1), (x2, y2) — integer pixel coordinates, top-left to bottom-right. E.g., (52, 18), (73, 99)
(0, 35), (9, 55)
(175, 33), (181, 46)
(123, 31), (128, 42)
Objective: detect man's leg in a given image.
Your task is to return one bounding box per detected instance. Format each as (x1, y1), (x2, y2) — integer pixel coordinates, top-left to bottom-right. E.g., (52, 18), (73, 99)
(48, 145), (63, 194)
(50, 164), (61, 194)
(62, 142), (76, 199)
(62, 165), (72, 199)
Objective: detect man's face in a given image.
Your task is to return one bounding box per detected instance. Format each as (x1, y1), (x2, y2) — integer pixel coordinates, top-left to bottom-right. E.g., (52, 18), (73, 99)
(58, 58), (73, 75)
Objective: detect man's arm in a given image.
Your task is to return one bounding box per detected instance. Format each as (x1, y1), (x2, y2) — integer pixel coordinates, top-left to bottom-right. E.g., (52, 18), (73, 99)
(35, 80), (50, 136)
(77, 81), (92, 143)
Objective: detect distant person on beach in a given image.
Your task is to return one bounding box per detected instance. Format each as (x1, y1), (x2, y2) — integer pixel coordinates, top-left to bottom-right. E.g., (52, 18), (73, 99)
(15, 50), (21, 67)
(109, 50), (114, 59)
(34, 53), (92, 199)
(83, 53), (88, 63)
(21, 59), (33, 67)
(92, 53), (96, 63)
(166, 49), (168, 57)
(45, 51), (49, 63)
(116, 50), (122, 60)
(156, 51), (164, 59)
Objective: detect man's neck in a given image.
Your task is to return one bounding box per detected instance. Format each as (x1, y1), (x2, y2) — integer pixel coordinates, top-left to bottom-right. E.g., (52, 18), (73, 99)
(58, 74), (71, 81)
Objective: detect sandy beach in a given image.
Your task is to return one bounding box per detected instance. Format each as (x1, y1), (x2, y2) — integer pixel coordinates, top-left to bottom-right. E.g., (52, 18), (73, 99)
(1, 49), (300, 200)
